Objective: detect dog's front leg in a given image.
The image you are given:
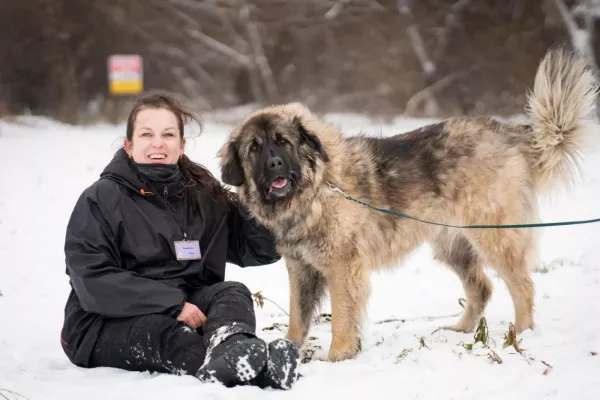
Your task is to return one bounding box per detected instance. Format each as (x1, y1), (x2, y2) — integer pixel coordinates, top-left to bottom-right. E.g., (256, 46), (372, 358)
(285, 259), (327, 349)
(326, 262), (370, 362)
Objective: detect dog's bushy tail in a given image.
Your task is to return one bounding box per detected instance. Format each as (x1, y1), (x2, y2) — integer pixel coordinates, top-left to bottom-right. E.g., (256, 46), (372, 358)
(525, 47), (599, 195)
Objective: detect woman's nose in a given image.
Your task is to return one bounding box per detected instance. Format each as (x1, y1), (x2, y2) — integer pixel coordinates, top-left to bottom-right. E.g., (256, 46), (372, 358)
(151, 135), (164, 147)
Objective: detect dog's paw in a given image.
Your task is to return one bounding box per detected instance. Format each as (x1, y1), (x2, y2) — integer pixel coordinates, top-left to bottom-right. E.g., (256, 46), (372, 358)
(432, 323), (475, 334)
(513, 319), (535, 334)
(327, 337), (360, 362)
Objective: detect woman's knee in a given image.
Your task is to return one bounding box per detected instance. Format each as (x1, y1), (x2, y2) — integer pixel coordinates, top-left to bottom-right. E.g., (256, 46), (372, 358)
(187, 281), (254, 316)
(217, 281), (254, 306)
(201, 281), (252, 302)
(220, 281), (252, 297)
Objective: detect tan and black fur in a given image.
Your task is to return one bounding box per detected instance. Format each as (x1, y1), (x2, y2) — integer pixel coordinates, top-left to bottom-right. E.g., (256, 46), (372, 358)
(218, 48), (599, 362)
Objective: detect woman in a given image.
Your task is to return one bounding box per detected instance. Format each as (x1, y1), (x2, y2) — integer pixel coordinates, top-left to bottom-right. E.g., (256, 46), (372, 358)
(60, 93), (299, 390)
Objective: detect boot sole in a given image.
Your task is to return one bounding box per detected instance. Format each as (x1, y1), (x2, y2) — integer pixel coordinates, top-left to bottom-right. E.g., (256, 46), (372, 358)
(263, 339), (300, 390)
(196, 338), (267, 387)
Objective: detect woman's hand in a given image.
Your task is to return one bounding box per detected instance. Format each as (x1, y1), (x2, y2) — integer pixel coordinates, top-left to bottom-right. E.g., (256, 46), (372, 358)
(176, 302), (207, 329)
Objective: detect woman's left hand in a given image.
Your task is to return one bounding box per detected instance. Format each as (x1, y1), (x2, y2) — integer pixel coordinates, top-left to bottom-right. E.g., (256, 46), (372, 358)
(176, 302), (207, 329)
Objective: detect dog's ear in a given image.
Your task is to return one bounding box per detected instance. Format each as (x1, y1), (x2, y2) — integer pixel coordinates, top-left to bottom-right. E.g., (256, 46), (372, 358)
(220, 141), (245, 186)
(293, 116), (329, 162)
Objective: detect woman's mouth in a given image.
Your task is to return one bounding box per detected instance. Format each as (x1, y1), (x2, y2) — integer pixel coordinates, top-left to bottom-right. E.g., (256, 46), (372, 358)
(148, 154), (168, 162)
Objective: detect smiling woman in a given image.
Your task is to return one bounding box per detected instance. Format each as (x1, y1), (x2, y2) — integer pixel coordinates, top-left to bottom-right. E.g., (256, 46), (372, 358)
(59, 92), (300, 390)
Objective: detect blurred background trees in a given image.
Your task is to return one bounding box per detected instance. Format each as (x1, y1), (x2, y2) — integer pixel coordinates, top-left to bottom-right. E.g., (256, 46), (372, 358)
(0, 0), (598, 123)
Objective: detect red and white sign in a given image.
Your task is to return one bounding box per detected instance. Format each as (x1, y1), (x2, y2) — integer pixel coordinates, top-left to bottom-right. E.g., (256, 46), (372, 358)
(108, 55), (144, 95)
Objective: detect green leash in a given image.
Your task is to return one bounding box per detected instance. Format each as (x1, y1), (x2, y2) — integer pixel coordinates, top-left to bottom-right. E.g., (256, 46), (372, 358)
(326, 182), (600, 229)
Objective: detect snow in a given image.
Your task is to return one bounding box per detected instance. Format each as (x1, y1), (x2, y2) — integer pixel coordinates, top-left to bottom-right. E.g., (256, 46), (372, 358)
(1, 111), (600, 399)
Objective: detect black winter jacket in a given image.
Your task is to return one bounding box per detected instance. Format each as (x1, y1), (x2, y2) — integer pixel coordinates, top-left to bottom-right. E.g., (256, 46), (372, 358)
(60, 151), (280, 367)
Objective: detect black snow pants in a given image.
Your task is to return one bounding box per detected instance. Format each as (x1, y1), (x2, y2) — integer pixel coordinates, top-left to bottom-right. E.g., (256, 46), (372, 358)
(88, 281), (256, 376)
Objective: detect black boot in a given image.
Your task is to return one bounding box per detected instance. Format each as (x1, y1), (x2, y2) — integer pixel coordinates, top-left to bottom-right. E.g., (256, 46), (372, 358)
(253, 338), (300, 390)
(196, 333), (267, 387)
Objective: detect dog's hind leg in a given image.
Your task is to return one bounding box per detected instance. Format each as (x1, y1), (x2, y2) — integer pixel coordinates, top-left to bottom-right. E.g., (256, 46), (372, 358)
(285, 259), (327, 349)
(432, 230), (493, 333)
(468, 228), (536, 334)
(326, 261), (370, 362)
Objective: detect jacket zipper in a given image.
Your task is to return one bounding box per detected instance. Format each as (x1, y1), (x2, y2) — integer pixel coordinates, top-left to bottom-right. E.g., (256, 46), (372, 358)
(156, 184), (187, 240)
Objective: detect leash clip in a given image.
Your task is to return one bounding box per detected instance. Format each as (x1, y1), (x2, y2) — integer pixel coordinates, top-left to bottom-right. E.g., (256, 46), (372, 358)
(326, 181), (342, 193)
(326, 181), (337, 190)
(326, 181), (352, 200)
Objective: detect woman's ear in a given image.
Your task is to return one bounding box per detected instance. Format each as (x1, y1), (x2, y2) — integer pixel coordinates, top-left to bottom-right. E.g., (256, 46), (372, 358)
(219, 141), (245, 186)
(124, 139), (133, 157)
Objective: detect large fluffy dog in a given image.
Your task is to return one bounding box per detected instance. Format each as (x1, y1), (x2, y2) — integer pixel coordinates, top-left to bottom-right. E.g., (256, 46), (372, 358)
(218, 48), (599, 362)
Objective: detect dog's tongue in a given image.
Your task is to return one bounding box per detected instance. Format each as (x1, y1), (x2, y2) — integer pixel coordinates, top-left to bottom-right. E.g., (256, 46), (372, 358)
(271, 177), (288, 189)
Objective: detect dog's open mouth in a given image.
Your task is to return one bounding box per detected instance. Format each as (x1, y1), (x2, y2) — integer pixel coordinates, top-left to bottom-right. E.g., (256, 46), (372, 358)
(266, 176), (289, 199)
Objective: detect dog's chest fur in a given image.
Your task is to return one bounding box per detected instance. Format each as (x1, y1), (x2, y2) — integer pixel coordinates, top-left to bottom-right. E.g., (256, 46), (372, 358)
(270, 198), (338, 268)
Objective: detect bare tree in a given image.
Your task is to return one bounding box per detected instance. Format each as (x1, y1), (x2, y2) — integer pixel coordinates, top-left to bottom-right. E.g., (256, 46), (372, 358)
(397, 0), (439, 116)
(0, 0), (570, 122)
(547, 0), (600, 75)
(42, 0), (79, 124)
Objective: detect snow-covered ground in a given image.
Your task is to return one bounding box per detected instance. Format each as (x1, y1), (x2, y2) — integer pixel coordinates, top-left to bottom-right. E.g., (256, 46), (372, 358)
(1, 111), (599, 400)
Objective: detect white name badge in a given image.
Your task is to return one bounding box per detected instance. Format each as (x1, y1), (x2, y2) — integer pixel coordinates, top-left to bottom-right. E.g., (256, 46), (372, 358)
(174, 240), (201, 260)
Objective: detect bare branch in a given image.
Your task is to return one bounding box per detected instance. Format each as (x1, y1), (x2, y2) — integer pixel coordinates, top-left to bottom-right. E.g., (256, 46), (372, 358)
(186, 29), (252, 67)
(550, 0), (600, 76)
(551, 0), (579, 37)
(217, 8), (249, 51)
(405, 64), (482, 116)
(240, 3), (278, 102)
(435, 0), (473, 57)
(397, 1), (438, 115)
(325, 0), (351, 19)
(152, 0), (201, 27)
(397, 3), (436, 77)
(151, 46), (226, 104)
(165, 0), (236, 13)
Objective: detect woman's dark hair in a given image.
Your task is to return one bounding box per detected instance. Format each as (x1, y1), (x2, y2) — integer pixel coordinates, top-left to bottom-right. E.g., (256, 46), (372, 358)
(123, 92), (237, 208)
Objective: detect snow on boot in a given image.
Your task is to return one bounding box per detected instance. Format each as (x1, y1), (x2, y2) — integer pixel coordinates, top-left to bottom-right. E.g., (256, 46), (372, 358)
(196, 333), (267, 387)
(253, 338), (300, 390)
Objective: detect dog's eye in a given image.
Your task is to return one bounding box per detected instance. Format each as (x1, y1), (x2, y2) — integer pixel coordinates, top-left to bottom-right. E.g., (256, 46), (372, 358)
(249, 142), (259, 153)
(276, 137), (289, 146)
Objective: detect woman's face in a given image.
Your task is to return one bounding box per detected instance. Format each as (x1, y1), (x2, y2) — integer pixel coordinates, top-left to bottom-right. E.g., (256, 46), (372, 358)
(125, 108), (185, 164)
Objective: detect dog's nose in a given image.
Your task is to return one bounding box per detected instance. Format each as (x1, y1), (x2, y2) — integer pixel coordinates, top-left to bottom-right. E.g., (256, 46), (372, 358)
(267, 156), (284, 170)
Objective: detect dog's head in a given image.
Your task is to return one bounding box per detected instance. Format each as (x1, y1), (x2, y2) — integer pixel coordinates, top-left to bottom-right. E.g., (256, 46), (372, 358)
(218, 106), (329, 206)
